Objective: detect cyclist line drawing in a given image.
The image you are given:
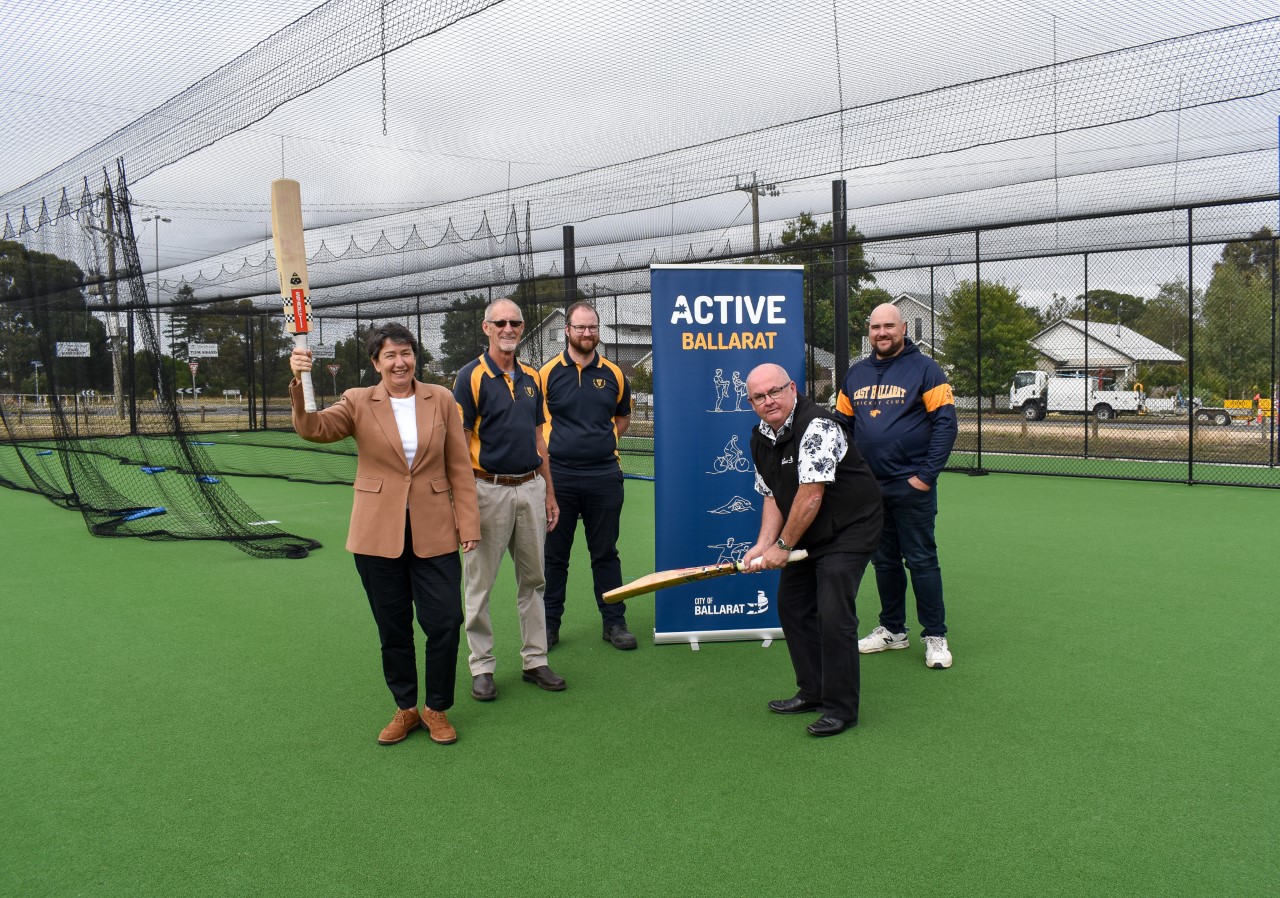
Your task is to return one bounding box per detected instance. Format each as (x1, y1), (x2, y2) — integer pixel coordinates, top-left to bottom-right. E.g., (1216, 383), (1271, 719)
(707, 434), (752, 474)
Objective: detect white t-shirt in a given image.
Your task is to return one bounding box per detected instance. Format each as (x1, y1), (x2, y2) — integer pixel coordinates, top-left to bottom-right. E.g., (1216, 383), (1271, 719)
(389, 395), (418, 470)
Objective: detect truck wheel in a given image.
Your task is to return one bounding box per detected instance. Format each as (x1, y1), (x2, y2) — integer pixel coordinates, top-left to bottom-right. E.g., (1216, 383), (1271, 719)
(1213, 411), (1230, 426)
(1094, 404), (1115, 422)
(1195, 410), (1211, 423)
(1022, 402), (1040, 421)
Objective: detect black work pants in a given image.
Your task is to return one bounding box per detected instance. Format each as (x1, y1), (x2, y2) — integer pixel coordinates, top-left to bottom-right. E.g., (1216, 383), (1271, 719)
(543, 469), (626, 632)
(353, 516), (463, 712)
(777, 549), (871, 722)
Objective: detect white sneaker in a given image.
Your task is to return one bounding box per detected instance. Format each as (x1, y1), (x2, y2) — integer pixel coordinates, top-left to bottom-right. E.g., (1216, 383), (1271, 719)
(858, 626), (909, 654)
(924, 635), (952, 669)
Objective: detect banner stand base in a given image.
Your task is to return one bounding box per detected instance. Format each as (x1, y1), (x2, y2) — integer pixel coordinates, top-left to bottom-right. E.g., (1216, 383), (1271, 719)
(654, 627), (785, 648)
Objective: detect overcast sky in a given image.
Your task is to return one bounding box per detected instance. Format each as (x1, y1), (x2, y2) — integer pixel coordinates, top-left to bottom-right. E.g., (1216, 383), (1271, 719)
(2, 0), (1276, 312)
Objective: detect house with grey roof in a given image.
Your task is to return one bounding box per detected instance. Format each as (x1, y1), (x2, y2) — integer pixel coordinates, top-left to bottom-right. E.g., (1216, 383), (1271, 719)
(1029, 319), (1184, 385)
(854, 292), (945, 361)
(519, 295), (652, 373)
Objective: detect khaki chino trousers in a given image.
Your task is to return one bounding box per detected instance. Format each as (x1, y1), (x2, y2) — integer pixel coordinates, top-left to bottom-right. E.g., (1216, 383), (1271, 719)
(463, 476), (550, 675)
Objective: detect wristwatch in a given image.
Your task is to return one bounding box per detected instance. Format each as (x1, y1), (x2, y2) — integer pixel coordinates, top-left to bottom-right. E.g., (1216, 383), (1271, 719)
(776, 537), (793, 552)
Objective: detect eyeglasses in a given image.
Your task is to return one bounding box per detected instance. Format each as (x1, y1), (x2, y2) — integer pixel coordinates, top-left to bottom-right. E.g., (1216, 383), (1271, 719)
(487, 319), (524, 329)
(748, 382), (792, 406)
(568, 324), (599, 333)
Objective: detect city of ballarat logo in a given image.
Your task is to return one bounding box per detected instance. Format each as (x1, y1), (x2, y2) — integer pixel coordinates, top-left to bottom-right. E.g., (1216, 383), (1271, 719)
(693, 589), (772, 616)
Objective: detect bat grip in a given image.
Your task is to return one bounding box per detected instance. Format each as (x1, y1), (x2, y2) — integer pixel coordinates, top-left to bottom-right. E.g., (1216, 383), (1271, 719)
(294, 333), (317, 412)
(737, 548), (809, 572)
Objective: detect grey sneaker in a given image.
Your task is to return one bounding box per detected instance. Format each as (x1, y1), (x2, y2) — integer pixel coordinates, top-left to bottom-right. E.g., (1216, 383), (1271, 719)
(858, 625), (909, 654)
(924, 635), (953, 669)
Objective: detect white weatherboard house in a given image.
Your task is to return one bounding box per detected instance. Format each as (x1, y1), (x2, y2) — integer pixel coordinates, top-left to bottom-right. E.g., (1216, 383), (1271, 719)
(520, 295), (653, 374)
(1029, 319), (1184, 385)
(855, 292), (945, 361)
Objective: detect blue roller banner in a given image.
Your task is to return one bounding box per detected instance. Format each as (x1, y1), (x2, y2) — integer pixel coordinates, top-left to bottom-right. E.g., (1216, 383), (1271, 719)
(650, 264), (806, 644)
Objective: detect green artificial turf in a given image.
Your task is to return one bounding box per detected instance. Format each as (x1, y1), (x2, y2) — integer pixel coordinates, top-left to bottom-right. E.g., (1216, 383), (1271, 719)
(1, 473), (1276, 897)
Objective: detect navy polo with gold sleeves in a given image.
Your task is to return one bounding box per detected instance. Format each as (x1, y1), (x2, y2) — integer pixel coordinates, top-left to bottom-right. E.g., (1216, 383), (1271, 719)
(539, 350), (631, 476)
(454, 350), (545, 476)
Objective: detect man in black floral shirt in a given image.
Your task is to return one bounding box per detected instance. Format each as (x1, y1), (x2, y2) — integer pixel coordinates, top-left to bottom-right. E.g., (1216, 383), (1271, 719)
(742, 364), (883, 737)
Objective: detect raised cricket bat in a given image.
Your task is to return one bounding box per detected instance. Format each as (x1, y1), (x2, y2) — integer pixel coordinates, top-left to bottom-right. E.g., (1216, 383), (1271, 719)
(602, 549), (808, 604)
(270, 178), (317, 412)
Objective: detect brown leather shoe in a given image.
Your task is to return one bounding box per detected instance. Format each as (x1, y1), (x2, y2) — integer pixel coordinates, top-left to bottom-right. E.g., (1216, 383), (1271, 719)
(421, 707), (458, 745)
(471, 673), (496, 701)
(377, 707), (421, 745)
(521, 665), (566, 691)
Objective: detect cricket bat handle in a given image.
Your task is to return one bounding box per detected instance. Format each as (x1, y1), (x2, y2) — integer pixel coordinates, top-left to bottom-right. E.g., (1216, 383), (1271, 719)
(295, 333), (317, 412)
(741, 548), (809, 571)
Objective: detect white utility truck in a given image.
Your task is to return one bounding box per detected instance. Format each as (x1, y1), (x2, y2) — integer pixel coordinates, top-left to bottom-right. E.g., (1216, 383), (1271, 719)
(1010, 371), (1145, 422)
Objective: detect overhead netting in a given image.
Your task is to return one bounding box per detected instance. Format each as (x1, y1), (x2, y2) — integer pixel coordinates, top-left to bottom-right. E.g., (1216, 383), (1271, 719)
(1, 3), (1278, 319)
(0, 165), (320, 558)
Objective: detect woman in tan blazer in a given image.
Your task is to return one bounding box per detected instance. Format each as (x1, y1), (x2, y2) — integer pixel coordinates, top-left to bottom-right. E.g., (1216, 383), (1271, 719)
(290, 322), (480, 747)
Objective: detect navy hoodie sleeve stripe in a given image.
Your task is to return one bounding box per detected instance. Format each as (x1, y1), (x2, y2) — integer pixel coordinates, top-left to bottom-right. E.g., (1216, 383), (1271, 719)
(835, 338), (957, 485)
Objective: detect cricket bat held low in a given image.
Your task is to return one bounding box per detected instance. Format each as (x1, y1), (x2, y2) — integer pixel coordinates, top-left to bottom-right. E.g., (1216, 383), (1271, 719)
(602, 549), (808, 604)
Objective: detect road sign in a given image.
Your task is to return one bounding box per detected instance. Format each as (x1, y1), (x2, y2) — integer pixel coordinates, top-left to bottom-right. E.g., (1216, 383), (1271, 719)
(56, 342), (90, 358)
(326, 364), (341, 376)
(188, 361), (199, 376)
(312, 344), (337, 359)
(187, 342), (219, 358)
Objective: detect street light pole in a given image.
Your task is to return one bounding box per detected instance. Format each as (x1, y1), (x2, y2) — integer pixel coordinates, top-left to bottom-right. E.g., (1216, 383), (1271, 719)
(31, 360), (42, 403)
(140, 215), (171, 338)
(141, 214), (172, 401)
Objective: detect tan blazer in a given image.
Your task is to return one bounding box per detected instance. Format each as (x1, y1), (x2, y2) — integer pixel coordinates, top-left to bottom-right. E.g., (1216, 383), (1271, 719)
(290, 379), (481, 559)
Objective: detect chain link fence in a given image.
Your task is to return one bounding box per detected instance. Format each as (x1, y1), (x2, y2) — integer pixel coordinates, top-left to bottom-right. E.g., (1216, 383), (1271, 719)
(4, 198), (1278, 488)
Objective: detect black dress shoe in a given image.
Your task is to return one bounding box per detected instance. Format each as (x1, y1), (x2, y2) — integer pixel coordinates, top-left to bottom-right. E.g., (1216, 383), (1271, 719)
(768, 696), (824, 714)
(806, 715), (855, 736)
(521, 665), (567, 691)
(470, 673), (496, 701)
(602, 624), (638, 650)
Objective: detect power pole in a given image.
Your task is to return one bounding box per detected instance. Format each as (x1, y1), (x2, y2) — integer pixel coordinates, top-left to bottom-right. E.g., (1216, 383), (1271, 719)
(735, 171), (780, 256)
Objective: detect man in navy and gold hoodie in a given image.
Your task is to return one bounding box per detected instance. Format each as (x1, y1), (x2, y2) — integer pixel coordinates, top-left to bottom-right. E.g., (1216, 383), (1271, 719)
(836, 303), (958, 669)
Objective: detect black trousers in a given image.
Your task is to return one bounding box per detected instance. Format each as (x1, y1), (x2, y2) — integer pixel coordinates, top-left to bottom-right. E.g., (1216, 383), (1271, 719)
(777, 550), (871, 722)
(543, 469), (626, 631)
(352, 516), (464, 712)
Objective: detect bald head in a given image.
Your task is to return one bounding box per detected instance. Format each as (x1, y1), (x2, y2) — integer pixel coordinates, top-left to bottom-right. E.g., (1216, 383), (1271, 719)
(746, 364), (796, 427)
(747, 363), (791, 388)
(870, 303), (903, 325)
(868, 303), (907, 359)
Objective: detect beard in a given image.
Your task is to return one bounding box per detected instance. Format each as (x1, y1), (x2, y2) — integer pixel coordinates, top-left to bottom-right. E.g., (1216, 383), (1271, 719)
(874, 333), (904, 358)
(568, 333), (598, 355)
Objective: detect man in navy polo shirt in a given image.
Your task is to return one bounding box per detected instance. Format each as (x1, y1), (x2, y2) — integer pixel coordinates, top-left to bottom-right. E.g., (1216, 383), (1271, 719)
(454, 298), (567, 700)
(539, 301), (636, 650)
